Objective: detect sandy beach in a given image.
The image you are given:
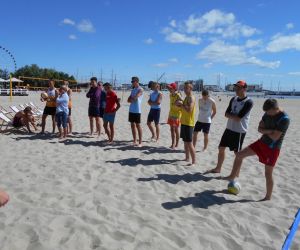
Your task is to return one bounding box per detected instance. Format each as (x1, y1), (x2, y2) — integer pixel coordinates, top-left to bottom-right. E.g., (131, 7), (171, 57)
(0, 91), (299, 250)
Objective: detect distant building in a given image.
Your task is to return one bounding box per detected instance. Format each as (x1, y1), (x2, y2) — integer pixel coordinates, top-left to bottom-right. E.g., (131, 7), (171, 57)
(225, 84), (263, 92)
(203, 85), (223, 92)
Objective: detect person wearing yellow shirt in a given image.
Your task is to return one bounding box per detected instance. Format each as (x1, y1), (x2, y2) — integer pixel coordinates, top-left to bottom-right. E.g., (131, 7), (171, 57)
(41, 79), (59, 134)
(167, 83), (182, 149)
(176, 81), (196, 166)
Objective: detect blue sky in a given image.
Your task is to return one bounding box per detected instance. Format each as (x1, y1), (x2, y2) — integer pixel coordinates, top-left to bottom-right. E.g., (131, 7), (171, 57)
(1, 0), (300, 90)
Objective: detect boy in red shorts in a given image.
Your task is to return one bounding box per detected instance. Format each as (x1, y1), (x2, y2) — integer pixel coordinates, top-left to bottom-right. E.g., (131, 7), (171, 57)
(224, 99), (290, 201)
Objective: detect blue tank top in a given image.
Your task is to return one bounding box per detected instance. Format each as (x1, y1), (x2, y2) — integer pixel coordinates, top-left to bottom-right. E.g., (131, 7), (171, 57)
(129, 87), (143, 113)
(150, 91), (161, 110)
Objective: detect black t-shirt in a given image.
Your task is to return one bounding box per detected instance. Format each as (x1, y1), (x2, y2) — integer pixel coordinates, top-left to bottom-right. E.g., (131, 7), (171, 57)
(260, 111), (290, 149)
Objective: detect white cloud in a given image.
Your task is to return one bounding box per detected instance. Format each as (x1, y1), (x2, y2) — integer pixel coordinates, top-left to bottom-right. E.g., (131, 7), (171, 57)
(184, 64), (193, 68)
(77, 19), (95, 33)
(68, 34), (77, 40)
(163, 28), (201, 45)
(176, 9), (258, 38)
(288, 72), (300, 76)
(168, 58), (179, 63)
(245, 39), (262, 48)
(203, 62), (213, 68)
(286, 23), (294, 30)
(144, 38), (154, 44)
(61, 18), (75, 26)
(153, 63), (169, 68)
(169, 20), (177, 28)
(198, 40), (280, 69)
(267, 33), (300, 52)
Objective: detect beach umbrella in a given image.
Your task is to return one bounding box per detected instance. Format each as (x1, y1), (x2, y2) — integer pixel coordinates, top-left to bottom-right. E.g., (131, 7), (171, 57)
(9, 77), (23, 82)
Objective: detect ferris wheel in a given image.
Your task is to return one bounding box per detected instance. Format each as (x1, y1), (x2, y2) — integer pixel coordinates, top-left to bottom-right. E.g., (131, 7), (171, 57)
(0, 45), (17, 78)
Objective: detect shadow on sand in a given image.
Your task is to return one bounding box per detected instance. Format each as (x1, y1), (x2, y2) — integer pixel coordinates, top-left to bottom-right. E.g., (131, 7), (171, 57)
(162, 190), (253, 210)
(106, 157), (180, 167)
(138, 172), (215, 184)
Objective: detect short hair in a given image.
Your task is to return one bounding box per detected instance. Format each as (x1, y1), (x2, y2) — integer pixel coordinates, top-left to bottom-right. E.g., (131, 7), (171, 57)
(60, 85), (68, 92)
(263, 99), (279, 111)
(184, 80), (193, 86)
(131, 76), (139, 83)
(24, 106), (32, 113)
(90, 77), (97, 82)
(202, 89), (209, 96)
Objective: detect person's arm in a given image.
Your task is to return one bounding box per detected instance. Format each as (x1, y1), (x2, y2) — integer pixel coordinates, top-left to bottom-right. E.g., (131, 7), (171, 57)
(224, 97), (234, 118)
(259, 117), (289, 141)
(226, 99), (253, 122)
(155, 93), (162, 105)
(116, 97), (121, 111)
(132, 89), (143, 101)
(211, 101), (217, 119)
(181, 96), (195, 112)
(67, 88), (72, 100)
(86, 88), (93, 98)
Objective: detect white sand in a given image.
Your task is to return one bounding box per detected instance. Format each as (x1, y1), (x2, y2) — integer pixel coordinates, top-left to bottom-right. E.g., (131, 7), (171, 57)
(0, 91), (299, 250)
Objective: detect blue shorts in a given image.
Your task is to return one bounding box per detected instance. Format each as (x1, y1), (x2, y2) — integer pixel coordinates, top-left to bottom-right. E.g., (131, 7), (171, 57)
(147, 109), (160, 125)
(56, 112), (68, 128)
(103, 113), (116, 123)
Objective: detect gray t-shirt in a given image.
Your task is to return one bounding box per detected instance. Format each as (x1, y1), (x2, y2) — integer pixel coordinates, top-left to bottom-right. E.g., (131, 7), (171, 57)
(260, 111), (290, 149)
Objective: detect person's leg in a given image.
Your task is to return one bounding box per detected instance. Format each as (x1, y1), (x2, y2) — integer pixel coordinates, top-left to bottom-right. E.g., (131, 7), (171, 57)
(175, 126), (180, 148)
(147, 121), (155, 139)
(68, 116), (72, 134)
(136, 123), (142, 145)
(170, 126), (175, 148)
(109, 122), (114, 142)
(155, 123), (160, 141)
(63, 113), (68, 138)
(96, 117), (100, 136)
(104, 120), (109, 140)
(57, 113), (62, 138)
(184, 142), (189, 161)
(209, 147), (226, 173)
(0, 189), (9, 207)
(192, 132), (199, 148)
(262, 165), (274, 201)
(41, 114), (47, 133)
(51, 115), (55, 133)
(203, 133), (209, 151)
(131, 123), (137, 144)
(223, 147), (256, 180)
(187, 142), (196, 164)
(89, 117), (94, 135)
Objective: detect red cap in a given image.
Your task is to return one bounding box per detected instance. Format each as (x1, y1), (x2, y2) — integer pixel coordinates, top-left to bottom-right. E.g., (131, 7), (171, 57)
(167, 83), (177, 90)
(234, 80), (247, 88)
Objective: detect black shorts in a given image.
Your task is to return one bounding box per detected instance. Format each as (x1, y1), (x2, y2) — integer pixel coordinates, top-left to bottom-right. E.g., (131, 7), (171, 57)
(129, 112), (141, 124)
(99, 108), (105, 118)
(147, 109), (160, 125)
(194, 121), (211, 134)
(219, 129), (246, 152)
(180, 124), (194, 142)
(68, 108), (72, 116)
(43, 106), (56, 116)
(88, 106), (100, 117)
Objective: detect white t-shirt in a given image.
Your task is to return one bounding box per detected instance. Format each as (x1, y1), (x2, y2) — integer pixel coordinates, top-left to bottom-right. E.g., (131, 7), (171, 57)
(197, 97), (215, 123)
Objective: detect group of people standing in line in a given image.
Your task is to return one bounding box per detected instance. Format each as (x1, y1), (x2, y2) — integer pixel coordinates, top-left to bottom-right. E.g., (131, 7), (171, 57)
(4, 76), (290, 205)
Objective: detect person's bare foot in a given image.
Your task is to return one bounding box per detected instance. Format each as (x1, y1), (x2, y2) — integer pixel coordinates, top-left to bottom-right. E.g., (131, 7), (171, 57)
(202, 147), (207, 152)
(203, 168), (221, 174)
(184, 158), (190, 162)
(222, 175), (234, 181)
(137, 143), (143, 148)
(259, 197), (271, 201)
(0, 190), (9, 207)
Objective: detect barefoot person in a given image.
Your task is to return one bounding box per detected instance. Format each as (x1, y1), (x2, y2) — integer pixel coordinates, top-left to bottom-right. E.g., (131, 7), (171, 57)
(103, 82), (121, 143)
(12, 106), (37, 133)
(193, 89), (216, 151)
(128, 76), (143, 146)
(64, 81), (73, 134)
(207, 80), (253, 174)
(0, 189), (9, 207)
(56, 86), (69, 139)
(147, 81), (162, 141)
(224, 99), (290, 201)
(41, 79), (58, 134)
(167, 83), (182, 149)
(86, 77), (101, 136)
(176, 81), (196, 165)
